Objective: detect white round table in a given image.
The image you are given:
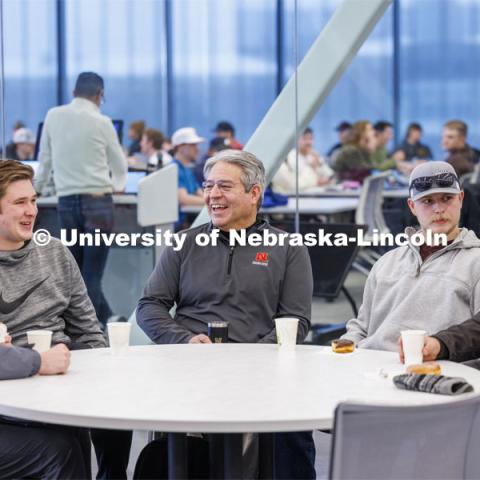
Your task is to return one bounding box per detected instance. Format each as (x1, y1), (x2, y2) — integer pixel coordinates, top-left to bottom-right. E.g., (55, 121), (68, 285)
(0, 344), (479, 432)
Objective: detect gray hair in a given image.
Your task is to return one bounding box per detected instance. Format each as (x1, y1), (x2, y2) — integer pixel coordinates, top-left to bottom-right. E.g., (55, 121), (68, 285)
(204, 149), (266, 209)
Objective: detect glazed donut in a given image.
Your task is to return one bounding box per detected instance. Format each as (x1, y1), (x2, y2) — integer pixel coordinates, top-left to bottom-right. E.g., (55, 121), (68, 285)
(331, 339), (355, 354)
(407, 362), (441, 375)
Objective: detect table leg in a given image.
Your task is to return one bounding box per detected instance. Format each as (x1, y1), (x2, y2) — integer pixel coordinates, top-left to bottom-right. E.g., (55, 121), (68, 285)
(167, 433), (188, 479)
(208, 433), (225, 479)
(259, 433), (275, 479)
(224, 433), (243, 478)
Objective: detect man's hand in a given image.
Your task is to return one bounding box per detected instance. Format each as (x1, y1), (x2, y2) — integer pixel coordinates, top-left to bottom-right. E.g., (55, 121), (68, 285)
(188, 334), (212, 344)
(4, 335), (12, 345)
(39, 344), (71, 375)
(398, 336), (441, 363)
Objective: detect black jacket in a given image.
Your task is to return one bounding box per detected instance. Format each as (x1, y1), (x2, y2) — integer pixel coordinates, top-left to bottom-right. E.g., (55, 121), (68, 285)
(434, 311), (480, 362)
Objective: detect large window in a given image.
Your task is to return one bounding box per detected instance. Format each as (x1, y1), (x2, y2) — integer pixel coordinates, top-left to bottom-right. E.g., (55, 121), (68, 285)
(2, 0), (57, 142)
(1, 0), (480, 156)
(399, 0), (480, 158)
(282, 0), (394, 156)
(65, 0), (168, 136)
(169, 0), (277, 144)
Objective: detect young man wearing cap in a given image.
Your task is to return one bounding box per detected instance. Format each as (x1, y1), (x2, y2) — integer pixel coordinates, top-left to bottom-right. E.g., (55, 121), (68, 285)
(10, 127), (36, 161)
(171, 126), (205, 230)
(343, 161), (480, 351)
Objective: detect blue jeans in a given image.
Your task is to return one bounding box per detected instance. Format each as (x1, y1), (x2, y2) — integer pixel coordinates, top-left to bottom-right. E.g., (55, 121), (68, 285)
(58, 194), (114, 328)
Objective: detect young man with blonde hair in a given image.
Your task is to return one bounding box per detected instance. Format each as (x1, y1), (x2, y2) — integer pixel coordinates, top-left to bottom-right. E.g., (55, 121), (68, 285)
(0, 159), (131, 479)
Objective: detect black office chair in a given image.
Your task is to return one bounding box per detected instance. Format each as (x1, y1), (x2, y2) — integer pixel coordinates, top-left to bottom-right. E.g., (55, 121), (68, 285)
(278, 222), (367, 345)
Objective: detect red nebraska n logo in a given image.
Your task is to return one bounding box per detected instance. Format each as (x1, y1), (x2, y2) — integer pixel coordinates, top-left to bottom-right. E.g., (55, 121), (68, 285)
(255, 252), (268, 263)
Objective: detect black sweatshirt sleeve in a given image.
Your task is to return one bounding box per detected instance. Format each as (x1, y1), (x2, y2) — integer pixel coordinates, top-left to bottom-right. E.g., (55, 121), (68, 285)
(432, 311), (480, 362)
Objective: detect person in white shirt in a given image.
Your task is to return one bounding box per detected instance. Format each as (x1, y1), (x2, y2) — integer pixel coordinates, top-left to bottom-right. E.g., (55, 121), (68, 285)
(35, 72), (127, 329)
(272, 127), (334, 194)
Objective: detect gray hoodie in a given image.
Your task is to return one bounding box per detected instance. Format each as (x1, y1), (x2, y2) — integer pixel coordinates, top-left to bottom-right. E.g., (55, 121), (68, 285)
(0, 238), (105, 348)
(343, 228), (480, 351)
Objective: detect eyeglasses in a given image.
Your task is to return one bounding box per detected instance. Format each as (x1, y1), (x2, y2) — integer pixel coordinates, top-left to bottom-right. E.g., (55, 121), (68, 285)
(202, 180), (239, 193)
(410, 173), (459, 193)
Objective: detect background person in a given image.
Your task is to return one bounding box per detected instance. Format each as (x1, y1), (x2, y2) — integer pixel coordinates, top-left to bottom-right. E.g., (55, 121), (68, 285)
(3, 120), (26, 159)
(371, 120), (396, 171)
(332, 120), (376, 183)
(140, 127), (171, 172)
(272, 127), (333, 194)
(442, 119), (480, 165)
(127, 120), (145, 156)
(8, 127), (36, 161)
(194, 136), (230, 184)
(171, 126), (205, 230)
(35, 71), (127, 330)
(213, 120), (243, 149)
(393, 122), (433, 163)
(326, 121), (352, 158)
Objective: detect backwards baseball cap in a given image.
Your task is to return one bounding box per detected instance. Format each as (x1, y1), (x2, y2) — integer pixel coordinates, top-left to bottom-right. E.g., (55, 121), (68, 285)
(409, 161), (461, 201)
(171, 127), (205, 147)
(13, 128), (35, 144)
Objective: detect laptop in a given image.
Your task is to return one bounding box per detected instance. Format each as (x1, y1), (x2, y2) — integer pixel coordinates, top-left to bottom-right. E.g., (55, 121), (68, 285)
(112, 119), (124, 144)
(124, 171), (147, 194)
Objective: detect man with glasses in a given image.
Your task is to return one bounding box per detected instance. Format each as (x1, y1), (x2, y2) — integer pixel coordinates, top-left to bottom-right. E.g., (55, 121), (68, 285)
(35, 71), (127, 330)
(343, 161), (480, 351)
(137, 149), (316, 479)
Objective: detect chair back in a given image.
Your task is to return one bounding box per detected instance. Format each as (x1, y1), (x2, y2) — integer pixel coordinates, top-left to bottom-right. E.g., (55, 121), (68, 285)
(355, 172), (391, 237)
(330, 397), (480, 480)
(128, 310), (154, 346)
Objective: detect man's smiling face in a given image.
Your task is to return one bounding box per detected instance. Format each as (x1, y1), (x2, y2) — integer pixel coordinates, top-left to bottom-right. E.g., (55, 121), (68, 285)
(0, 179), (37, 250)
(204, 161), (261, 231)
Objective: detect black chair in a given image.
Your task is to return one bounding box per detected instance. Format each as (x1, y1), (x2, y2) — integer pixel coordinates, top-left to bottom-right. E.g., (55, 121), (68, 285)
(280, 222), (367, 345)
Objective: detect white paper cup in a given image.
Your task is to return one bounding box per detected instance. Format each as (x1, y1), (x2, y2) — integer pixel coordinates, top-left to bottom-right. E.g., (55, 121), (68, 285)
(108, 322), (131, 355)
(0, 323), (7, 343)
(27, 330), (52, 353)
(275, 317), (299, 350)
(401, 329), (426, 366)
